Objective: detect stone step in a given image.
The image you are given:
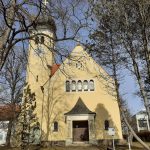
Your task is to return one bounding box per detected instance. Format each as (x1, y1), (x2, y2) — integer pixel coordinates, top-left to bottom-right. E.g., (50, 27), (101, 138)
(71, 141), (91, 146)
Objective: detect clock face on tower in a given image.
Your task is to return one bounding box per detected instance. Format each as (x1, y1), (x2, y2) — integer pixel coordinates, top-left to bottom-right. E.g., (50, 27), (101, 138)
(34, 46), (45, 56)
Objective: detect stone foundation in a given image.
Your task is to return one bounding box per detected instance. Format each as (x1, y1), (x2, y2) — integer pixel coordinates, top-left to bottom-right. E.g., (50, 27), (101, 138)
(41, 139), (122, 147)
(41, 140), (65, 147)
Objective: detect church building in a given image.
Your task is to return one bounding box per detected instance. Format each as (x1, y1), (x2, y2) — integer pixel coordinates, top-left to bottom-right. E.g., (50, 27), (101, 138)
(26, 12), (122, 145)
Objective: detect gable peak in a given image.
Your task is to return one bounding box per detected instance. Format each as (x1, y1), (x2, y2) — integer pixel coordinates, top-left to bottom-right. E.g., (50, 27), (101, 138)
(70, 45), (85, 56)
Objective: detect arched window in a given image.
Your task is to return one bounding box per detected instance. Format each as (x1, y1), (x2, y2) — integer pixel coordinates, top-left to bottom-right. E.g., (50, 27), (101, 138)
(72, 80), (76, 91)
(83, 80), (88, 91)
(104, 120), (109, 130)
(77, 80), (82, 91)
(89, 80), (94, 91)
(66, 81), (70, 92)
(35, 36), (39, 44)
(41, 36), (44, 44)
(53, 121), (58, 132)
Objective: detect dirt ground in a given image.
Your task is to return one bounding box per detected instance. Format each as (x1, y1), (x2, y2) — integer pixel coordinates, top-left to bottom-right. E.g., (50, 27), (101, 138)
(0, 143), (150, 150)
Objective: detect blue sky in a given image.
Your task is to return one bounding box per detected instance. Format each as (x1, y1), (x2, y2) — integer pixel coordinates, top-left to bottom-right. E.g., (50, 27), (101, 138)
(120, 70), (144, 115)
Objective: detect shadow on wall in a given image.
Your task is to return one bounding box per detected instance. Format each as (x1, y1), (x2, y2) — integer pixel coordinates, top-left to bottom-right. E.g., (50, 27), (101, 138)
(95, 103), (119, 140)
(41, 77), (70, 142)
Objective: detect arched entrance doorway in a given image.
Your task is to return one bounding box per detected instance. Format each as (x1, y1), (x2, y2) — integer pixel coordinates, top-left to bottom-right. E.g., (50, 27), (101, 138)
(64, 98), (96, 145)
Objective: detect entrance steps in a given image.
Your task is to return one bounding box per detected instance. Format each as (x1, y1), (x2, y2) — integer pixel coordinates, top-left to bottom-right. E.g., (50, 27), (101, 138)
(71, 141), (91, 146)
(68, 142), (107, 150)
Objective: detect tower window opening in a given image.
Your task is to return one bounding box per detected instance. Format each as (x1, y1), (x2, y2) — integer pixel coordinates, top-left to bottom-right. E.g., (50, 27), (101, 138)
(41, 36), (44, 44)
(35, 36), (39, 44)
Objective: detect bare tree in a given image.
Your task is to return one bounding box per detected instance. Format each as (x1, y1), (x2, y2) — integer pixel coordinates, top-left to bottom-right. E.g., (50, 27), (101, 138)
(0, 48), (26, 146)
(0, 0), (90, 70)
(0, 0), (92, 146)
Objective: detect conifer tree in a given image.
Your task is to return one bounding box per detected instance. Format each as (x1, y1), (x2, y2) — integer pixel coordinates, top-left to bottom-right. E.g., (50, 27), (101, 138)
(11, 85), (40, 149)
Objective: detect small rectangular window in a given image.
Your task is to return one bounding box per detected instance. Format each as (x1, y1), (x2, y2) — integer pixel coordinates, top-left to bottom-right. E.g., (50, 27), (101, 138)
(104, 120), (109, 130)
(53, 122), (58, 132)
(35, 37), (39, 44)
(41, 36), (44, 44)
(138, 119), (147, 128)
(0, 134), (3, 140)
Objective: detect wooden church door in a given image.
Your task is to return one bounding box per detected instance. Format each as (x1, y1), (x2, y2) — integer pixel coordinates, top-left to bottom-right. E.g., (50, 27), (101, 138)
(73, 121), (89, 142)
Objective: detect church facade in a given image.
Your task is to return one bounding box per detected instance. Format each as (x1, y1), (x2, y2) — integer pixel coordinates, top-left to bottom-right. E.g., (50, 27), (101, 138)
(26, 15), (122, 145)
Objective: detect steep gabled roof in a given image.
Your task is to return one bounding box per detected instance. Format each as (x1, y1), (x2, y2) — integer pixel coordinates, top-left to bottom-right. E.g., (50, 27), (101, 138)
(50, 45), (111, 80)
(64, 97), (96, 116)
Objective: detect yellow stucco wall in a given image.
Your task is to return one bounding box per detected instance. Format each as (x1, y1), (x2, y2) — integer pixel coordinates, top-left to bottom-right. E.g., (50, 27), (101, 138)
(27, 37), (122, 142)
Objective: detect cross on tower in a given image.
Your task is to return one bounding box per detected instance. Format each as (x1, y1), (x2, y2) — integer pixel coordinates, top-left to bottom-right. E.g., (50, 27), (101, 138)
(43, 0), (48, 6)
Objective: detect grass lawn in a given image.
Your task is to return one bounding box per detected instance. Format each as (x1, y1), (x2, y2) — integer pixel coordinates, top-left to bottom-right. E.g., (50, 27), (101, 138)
(0, 143), (150, 150)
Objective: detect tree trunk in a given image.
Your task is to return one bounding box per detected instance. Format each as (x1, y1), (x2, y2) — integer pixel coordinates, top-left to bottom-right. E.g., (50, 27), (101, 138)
(121, 107), (150, 150)
(137, 3), (150, 83)
(6, 119), (13, 146)
(129, 45), (150, 127)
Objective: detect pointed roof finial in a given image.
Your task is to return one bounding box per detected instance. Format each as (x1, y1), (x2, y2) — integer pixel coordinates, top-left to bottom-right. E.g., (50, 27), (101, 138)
(33, 0), (56, 32)
(76, 37), (81, 46)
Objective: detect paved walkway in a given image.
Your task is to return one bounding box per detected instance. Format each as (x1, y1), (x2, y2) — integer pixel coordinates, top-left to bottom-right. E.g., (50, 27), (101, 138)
(0, 146), (104, 150)
(0, 145), (147, 150)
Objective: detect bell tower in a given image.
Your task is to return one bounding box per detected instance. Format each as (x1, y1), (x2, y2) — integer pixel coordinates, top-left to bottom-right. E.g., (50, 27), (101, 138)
(25, 2), (57, 141)
(27, 4), (56, 90)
